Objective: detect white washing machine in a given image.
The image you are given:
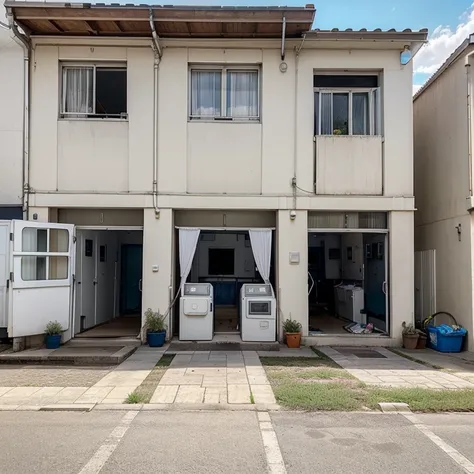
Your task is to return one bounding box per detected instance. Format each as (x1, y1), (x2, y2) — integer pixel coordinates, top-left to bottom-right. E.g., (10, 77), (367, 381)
(240, 284), (276, 342)
(179, 283), (214, 341)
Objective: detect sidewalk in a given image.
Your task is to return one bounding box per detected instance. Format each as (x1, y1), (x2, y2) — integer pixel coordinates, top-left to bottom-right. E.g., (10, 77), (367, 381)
(0, 347), (165, 409)
(319, 346), (474, 389)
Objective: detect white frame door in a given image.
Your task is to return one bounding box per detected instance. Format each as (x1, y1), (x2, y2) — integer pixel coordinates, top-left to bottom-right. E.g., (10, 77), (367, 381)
(9, 220), (75, 338)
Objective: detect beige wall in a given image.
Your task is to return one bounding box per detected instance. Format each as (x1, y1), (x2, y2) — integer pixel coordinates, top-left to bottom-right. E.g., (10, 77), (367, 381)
(0, 28), (23, 207)
(414, 50), (474, 348)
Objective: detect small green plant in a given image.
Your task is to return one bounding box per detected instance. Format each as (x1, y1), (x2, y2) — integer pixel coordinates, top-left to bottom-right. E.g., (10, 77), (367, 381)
(283, 318), (302, 334)
(402, 321), (417, 335)
(144, 308), (167, 333)
(250, 392), (255, 404)
(45, 320), (63, 336)
(125, 391), (146, 404)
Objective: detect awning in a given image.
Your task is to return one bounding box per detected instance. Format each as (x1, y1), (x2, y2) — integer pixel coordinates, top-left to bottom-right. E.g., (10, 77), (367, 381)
(5, 2), (316, 38)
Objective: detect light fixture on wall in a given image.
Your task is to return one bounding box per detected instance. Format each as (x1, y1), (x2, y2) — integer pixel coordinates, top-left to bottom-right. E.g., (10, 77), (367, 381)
(290, 210), (296, 220)
(279, 62), (288, 73)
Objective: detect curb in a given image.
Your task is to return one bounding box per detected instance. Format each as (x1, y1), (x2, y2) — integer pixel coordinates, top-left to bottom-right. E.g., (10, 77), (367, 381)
(378, 402), (411, 413)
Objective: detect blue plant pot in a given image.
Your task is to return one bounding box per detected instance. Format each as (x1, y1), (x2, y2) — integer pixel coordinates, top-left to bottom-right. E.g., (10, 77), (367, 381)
(148, 331), (166, 348)
(147, 330), (166, 344)
(45, 334), (61, 349)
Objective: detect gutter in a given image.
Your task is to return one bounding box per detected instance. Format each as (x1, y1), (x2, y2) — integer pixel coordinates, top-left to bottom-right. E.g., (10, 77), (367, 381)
(6, 10), (31, 220)
(149, 7), (162, 218)
(465, 39), (474, 197)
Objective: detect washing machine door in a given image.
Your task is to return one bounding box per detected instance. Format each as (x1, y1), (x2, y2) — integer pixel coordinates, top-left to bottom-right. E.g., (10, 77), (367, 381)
(183, 298), (209, 316)
(247, 300), (272, 319)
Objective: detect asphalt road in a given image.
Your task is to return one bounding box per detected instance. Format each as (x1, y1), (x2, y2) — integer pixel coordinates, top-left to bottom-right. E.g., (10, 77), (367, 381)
(0, 410), (473, 473)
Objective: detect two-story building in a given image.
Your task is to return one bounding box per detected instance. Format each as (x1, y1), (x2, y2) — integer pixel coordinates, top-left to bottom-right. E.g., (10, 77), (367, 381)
(2, 2), (426, 348)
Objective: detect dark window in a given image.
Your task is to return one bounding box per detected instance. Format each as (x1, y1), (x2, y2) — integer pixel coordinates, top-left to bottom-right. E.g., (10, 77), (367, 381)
(208, 248), (234, 275)
(95, 68), (127, 116)
(85, 239), (93, 257)
(99, 245), (107, 263)
(313, 75), (378, 88)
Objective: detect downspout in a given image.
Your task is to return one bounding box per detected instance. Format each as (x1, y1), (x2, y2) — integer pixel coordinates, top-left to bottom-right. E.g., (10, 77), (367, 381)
(149, 8), (162, 218)
(465, 45), (474, 197)
(7, 11), (30, 219)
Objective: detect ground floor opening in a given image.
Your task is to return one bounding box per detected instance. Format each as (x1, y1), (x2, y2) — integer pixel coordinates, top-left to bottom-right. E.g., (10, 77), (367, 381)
(74, 228), (143, 338)
(308, 230), (388, 336)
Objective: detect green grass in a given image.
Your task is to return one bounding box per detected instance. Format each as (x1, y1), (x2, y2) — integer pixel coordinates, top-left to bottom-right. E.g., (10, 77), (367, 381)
(262, 356), (474, 412)
(122, 354), (175, 404)
(250, 392), (255, 404)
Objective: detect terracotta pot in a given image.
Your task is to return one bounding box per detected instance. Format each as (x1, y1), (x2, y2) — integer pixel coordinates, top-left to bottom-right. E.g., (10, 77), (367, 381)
(416, 334), (427, 349)
(403, 334), (419, 350)
(286, 332), (301, 348)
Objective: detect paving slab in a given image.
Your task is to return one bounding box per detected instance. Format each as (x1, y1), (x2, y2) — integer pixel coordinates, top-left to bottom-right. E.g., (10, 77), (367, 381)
(228, 384), (251, 404)
(150, 385), (179, 404)
(174, 386), (205, 403)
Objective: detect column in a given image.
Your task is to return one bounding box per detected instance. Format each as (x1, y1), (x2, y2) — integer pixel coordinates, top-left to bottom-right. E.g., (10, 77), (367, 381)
(389, 211), (415, 343)
(276, 210), (308, 338)
(142, 208), (174, 341)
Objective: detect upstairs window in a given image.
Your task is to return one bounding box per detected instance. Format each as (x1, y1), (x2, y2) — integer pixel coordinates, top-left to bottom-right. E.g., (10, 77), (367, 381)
(189, 66), (260, 121)
(314, 75), (380, 136)
(61, 64), (127, 119)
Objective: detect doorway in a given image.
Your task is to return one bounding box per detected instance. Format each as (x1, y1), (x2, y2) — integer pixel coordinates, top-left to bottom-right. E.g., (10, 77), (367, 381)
(308, 231), (388, 335)
(74, 229), (143, 338)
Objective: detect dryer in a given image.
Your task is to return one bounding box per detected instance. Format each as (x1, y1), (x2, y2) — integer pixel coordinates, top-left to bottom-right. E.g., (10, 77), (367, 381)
(179, 283), (214, 341)
(240, 284), (276, 342)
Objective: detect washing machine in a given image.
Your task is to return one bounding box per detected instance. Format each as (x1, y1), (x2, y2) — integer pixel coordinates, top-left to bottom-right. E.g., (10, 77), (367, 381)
(179, 283), (214, 341)
(240, 284), (276, 342)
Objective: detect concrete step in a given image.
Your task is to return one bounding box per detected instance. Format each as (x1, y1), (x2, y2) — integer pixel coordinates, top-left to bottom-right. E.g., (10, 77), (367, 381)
(66, 337), (141, 348)
(167, 340), (280, 352)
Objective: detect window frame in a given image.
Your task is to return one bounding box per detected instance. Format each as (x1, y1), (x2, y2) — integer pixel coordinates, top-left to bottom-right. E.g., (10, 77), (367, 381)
(314, 87), (380, 136)
(188, 64), (261, 122)
(60, 62), (128, 120)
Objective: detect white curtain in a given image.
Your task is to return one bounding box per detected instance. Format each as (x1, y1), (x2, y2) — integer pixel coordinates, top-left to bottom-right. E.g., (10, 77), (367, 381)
(179, 228), (201, 292)
(227, 70), (258, 118)
(191, 70), (221, 117)
(352, 92), (369, 135)
(248, 229), (272, 284)
(64, 67), (93, 115)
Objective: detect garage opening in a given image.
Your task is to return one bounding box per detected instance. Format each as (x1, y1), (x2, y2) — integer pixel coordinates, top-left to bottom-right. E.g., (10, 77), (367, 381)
(308, 212), (389, 336)
(74, 229), (143, 338)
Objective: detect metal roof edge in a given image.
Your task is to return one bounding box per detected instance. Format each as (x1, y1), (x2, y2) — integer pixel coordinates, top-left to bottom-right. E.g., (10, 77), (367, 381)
(413, 35), (474, 102)
(305, 29), (428, 42)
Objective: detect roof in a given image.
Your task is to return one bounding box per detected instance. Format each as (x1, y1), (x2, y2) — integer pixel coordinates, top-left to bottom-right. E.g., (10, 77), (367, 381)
(307, 28), (428, 42)
(4, 2), (316, 38)
(413, 34), (474, 101)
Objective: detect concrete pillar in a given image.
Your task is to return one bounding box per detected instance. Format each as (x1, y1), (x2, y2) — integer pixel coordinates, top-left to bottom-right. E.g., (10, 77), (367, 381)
(27, 206), (49, 222)
(389, 211), (415, 344)
(276, 210), (308, 338)
(142, 208), (174, 340)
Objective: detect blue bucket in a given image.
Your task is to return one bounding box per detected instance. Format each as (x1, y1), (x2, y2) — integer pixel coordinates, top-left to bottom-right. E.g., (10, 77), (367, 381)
(148, 331), (166, 348)
(45, 334), (61, 350)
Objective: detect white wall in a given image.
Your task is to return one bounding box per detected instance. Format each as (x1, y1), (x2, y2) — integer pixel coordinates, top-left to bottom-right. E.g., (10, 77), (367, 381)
(0, 28), (23, 206)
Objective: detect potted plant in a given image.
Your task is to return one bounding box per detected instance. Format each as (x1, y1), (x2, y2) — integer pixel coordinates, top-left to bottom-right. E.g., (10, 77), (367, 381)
(402, 322), (419, 350)
(45, 321), (63, 349)
(283, 319), (302, 348)
(145, 308), (167, 348)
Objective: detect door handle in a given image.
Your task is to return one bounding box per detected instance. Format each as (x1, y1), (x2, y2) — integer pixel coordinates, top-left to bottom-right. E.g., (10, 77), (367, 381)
(382, 281), (387, 295)
(139, 279), (142, 292)
(93, 279), (98, 286)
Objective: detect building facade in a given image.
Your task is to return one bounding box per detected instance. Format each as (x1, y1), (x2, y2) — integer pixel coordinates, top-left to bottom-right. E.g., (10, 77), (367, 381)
(414, 35), (474, 350)
(2, 2), (426, 347)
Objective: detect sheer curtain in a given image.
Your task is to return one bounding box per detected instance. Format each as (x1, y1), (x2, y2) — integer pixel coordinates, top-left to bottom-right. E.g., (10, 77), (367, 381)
(64, 67), (93, 115)
(191, 70), (221, 117)
(352, 92), (369, 135)
(179, 228), (201, 292)
(320, 92), (332, 135)
(227, 71), (258, 118)
(248, 230), (272, 284)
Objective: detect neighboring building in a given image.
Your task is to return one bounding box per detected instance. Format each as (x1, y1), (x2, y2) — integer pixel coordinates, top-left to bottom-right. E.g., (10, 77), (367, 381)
(0, 24), (23, 220)
(414, 34), (474, 350)
(2, 2), (426, 348)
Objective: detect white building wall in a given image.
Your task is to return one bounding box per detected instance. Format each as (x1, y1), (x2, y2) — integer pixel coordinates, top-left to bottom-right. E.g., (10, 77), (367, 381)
(414, 52), (474, 348)
(0, 27), (23, 207)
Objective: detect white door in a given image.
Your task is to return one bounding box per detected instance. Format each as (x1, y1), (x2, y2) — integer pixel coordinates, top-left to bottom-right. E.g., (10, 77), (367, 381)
(78, 231), (97, 332)
(0, 222), (10, 328)
(9, 220), (75, 338)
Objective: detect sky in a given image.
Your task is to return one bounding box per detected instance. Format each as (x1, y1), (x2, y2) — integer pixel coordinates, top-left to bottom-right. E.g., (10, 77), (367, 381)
(3, 0), (474, 93)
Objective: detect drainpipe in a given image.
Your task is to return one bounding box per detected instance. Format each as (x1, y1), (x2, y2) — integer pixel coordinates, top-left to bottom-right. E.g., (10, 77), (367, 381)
(149, 8), (162, 218)
(7, 12), (30, 220)
(465, 44), (474, 197)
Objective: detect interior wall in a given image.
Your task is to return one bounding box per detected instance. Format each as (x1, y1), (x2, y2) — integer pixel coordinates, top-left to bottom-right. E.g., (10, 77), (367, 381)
(190, 232), (255, 281)
(341, 233), (364, 280)
(308, 233), (341, 279)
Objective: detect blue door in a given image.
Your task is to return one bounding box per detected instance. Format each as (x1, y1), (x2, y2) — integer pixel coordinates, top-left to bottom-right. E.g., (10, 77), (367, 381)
(120, 244), (143, 314)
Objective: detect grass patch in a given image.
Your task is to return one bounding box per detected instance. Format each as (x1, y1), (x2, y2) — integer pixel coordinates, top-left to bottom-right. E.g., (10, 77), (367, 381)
(250, 392), (255, 404)
(262, 356), (474, 412)
(122, 354), (175, 404)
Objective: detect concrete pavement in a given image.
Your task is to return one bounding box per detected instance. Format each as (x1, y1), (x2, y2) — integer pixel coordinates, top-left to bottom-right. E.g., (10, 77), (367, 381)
(1, 410), (474, 473)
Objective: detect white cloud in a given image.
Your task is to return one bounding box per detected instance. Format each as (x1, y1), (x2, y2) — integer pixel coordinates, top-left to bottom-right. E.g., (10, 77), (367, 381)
(413, 84), (423, 95)
(414, 3), (474, 78)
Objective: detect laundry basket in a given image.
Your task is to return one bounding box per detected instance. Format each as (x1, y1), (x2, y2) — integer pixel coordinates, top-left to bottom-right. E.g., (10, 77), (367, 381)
(424, 312), (466, 353)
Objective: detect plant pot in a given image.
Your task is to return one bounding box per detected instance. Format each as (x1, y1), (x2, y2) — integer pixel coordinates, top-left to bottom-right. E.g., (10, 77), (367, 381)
(148, 331), (166, 348)
(45, 334), (61, 350)
(416, 334), (427, 349)
(147, 330), (166, 344)
(402, 334), (419, 350)
(286, 332), (301, 349)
